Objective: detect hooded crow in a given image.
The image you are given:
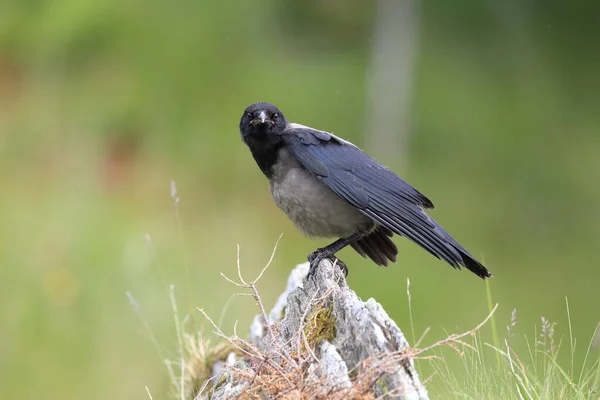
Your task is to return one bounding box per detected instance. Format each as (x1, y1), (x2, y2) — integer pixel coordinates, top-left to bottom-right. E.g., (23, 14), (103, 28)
(239, 101), (491, 280)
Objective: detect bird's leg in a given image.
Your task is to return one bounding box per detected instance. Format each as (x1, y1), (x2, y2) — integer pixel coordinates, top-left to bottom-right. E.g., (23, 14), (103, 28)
(307, 232), (363, 279)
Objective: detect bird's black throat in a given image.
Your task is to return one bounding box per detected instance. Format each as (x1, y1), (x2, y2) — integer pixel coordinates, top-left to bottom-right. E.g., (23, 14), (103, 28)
(244, 130), (283, 179)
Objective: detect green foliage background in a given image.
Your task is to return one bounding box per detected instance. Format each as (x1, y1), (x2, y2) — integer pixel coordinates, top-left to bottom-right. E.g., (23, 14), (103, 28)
(1, 1), (599, 398)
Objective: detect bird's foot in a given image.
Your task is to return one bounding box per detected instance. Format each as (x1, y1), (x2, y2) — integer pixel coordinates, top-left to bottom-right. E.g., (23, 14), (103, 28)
(306, 249), (348, 280)
(331, 257), (348, 277)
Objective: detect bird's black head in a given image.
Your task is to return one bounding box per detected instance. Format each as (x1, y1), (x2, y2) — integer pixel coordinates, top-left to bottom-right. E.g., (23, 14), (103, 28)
(239, 102), (287, 140)
(239, 102), (288, 178)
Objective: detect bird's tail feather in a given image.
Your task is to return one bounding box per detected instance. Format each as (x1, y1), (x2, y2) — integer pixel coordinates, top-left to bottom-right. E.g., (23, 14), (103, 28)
(350, 227), (398, 266)
(360, 208), (492, 279)
(457, 249), (492, 279)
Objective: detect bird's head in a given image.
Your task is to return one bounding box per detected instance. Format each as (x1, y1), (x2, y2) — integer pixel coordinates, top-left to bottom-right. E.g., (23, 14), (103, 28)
(239, 102), (287, 141)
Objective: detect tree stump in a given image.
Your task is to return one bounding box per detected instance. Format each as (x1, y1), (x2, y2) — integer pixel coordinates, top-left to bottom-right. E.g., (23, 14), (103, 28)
(210, 259), (429, 399)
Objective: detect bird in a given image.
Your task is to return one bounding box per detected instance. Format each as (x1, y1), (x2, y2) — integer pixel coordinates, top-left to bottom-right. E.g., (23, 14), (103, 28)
(239, 101), (492, 280)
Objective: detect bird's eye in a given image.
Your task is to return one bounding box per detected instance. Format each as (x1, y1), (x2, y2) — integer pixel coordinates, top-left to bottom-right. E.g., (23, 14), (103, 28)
(246, 112), (252, 119)
(273, 113), (279, 120)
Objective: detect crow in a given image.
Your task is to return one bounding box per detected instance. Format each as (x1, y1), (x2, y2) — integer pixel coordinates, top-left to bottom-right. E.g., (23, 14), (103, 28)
(239, 101), (491, 280)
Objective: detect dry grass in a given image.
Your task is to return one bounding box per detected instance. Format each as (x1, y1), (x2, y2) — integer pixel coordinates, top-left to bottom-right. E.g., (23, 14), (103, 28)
(158, 240), (600, 400)
(166, 241), (498, 400)
(154, 222), (600, 400)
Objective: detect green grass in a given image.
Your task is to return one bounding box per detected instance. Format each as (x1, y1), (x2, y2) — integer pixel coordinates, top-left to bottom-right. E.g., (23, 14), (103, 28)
(426, 298), (600, 399)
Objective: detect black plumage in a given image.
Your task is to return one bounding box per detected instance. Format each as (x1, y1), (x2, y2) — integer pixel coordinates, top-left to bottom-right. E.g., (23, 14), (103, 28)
(239, 101), (492, 280)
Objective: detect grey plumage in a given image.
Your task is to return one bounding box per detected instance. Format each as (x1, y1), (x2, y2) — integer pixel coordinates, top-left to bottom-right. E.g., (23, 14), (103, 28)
(239, 101), (492, 279)
(270, 147), (374, 239)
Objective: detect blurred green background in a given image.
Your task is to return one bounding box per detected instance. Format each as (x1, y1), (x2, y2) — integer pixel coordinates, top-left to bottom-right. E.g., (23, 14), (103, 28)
(1, 1), (599, 398)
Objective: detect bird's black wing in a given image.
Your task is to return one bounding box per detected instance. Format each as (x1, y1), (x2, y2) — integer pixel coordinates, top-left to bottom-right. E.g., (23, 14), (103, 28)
(283, 124), (491, 279)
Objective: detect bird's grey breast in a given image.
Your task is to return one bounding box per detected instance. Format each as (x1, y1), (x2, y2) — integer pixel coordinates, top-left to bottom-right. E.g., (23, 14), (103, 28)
(269, 147), (373, 238)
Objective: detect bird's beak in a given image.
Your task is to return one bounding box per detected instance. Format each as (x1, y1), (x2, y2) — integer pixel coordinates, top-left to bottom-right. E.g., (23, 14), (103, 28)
(258, 111), (267, 124)
(251, 110), (271, 126)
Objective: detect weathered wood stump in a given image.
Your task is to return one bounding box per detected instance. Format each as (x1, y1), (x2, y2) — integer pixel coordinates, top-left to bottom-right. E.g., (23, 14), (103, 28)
(210, 259), (429, 399)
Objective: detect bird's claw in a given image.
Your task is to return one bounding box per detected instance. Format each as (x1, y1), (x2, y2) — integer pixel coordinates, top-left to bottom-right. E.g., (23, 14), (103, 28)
(306, 250), (348, 280)
(307, 248), (322, 263)
(332, 257), (348, 277)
